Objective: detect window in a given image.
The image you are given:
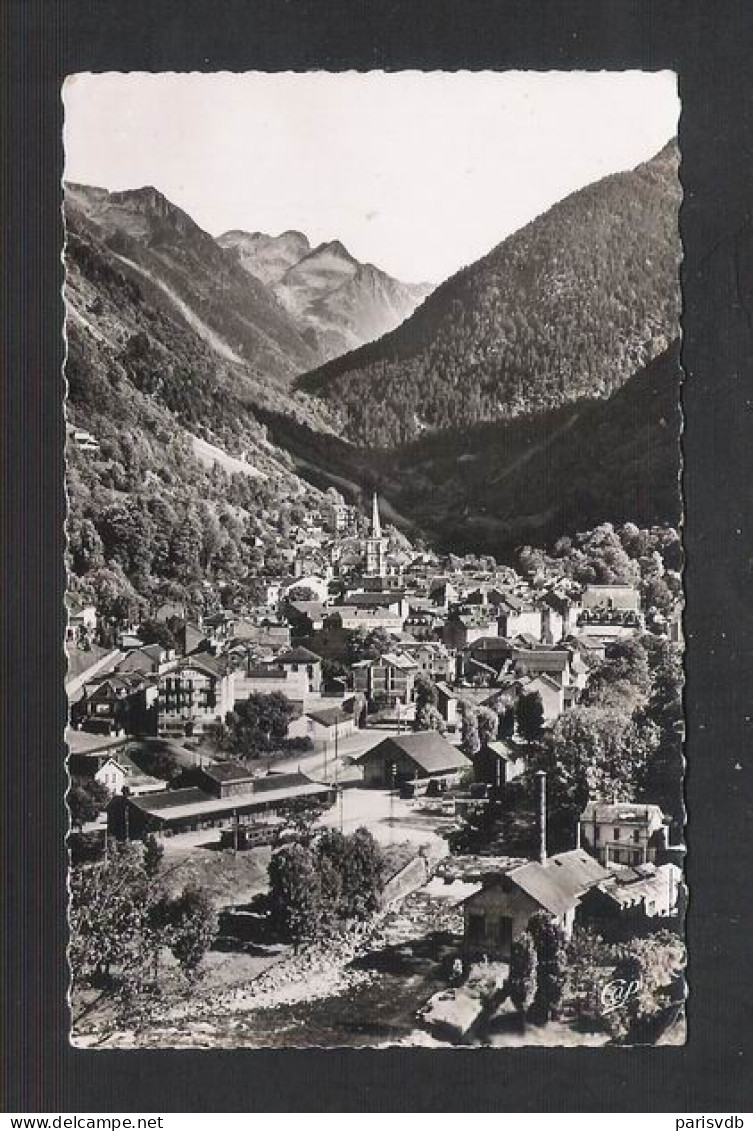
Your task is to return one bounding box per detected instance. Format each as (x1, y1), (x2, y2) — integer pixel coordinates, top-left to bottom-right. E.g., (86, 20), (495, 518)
(594, 826), (600, 843)
(613, 828), (620, 840)
(633, 829), (641, 843)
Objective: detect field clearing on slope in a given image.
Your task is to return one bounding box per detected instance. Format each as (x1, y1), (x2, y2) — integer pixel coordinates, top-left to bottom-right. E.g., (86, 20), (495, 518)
(190, 434), (266, 479)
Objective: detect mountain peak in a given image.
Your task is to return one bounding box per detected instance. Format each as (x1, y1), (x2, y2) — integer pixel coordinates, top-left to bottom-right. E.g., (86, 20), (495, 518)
(217, 228), (311, 286)
(308, 239), (356, 263)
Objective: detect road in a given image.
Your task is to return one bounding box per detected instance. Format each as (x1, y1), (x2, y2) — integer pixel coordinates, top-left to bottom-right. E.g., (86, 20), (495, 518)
(268, 723), (404, 784)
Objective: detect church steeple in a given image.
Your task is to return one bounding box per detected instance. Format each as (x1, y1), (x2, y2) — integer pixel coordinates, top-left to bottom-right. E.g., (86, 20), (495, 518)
(365, 491), (387, 577)
(371, 492), (382, 540)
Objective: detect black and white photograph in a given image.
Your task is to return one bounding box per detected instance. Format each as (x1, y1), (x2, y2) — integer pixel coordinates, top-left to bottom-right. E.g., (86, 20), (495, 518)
(62, 69), (686, 1050)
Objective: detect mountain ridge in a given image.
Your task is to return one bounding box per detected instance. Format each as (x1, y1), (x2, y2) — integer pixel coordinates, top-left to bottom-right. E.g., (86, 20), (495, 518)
(218, 226), (435, 361)
(297, 141), (681, 446)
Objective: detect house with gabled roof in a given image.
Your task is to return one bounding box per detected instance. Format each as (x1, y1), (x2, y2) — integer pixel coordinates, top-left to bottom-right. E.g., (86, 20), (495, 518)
(351, 651), (419, 706)
(157, 653), (235, 738)
(95, 753), (166, 797)
(352, 731), (471, 788)
(117, 643), (176, 676)
(462, 849), (612, 961)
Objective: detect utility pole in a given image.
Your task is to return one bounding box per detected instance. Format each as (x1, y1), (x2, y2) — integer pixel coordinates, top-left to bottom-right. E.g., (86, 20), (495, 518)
(389, 762), (397, 843)
(233, 807), (238, 855)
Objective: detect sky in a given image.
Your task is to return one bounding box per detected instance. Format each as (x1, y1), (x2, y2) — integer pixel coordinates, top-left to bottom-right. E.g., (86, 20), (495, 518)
(63, 71), (679, 284)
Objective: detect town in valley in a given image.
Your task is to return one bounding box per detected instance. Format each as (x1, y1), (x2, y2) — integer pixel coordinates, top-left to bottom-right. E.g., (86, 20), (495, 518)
(64, 71), (684, 1049)
(67, 487), (685, 1048)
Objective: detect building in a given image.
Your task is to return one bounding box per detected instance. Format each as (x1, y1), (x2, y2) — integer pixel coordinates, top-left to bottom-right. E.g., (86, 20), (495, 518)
(194, 760), (258, 798)
(577, 862), (683, 939)
(66, 600), (98, 645)
(329, 606), (405, 633)
(581, 583), (641, 612)
(273, 647), (323, 695)
(111, 770), (333, 838)
(95, 753), (166, 797)
(473, 739), (526, 789)
(462, 848), (612, 961)
(68, 425), (100, 453)
(511, 646), (586, 693)
(579, 801), (670, 867)
(351, 651), (419, 705)
(435, 681), (459, 729)
(353, 731), (471, 788)
(288, 704), (359, 753)
(342, 591), (407, 618)
(157, 654), (235, 737)
(117, 644), (175, 677)
(233, 664), (309, 705)
(497, 595), (543, 641)
(233, 620), (291, 650)
(442, 612), (500, 650)
(575, 607), (644, 641)
(402, 641), (453, 681)
(514, 673), (565, 725)
(284, 600), (326, 634)
(364, 492), (387, 578)
(72, 672), (158, 737)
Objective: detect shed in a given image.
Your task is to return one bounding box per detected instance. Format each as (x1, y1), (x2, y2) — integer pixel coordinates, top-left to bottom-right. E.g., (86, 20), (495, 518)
(353, 731), (471, 788)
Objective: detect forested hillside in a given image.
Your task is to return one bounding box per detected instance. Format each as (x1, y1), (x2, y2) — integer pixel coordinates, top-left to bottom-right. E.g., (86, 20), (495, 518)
(298, 142), (681, 446)
(64, 194), (337, 621)
(263, 342), (682, 558)
(65, 183), (322, 383)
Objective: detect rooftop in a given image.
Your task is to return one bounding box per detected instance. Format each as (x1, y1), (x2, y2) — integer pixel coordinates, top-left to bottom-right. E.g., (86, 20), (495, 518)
(507, 849), (612, 917)
(275, 647), (322, 665)
(355, 731), (471, 775)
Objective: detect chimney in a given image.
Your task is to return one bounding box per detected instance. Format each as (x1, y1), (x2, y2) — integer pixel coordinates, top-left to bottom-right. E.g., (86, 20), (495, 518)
(535, 770), (547, 864)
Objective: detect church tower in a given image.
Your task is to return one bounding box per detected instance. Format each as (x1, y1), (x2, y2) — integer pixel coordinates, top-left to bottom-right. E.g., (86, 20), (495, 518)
(365, 492), (387, 577)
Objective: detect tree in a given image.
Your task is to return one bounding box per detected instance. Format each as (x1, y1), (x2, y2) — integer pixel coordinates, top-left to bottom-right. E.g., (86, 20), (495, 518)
(268, 842), (323, 947)
(528, 912), (568, 1021)
(585, 635), (651, 712)
(68, 776), (111, 829)
(537, 706), (658, 833)
(637, 637), (684, 824)
(414, 702), (446, 733)
(137, 619), (177, 651)
(142, 833), (164, 879)
(160, 884), (218, 981)
(413, 672), (438, 713)
(459, 702), (481, 757)
(223, 692), (295, 757)
(570, 930), (686, 1042)
(498, 705), (516, 739)
(129, 743), (183, 783)
(340, 827), (384, 919)
(477, 705), (499, 747)
(286, 586), (318, 603)
(508, 931), (538, 1016)
(316, 829), (347, 923)
(69, 842), (162, 1023)
(516, 691), (545, 742)
(413, 673), (445, 731)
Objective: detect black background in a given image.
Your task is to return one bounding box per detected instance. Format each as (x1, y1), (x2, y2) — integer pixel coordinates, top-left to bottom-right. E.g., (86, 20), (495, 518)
(3, 0), (753, 1112)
